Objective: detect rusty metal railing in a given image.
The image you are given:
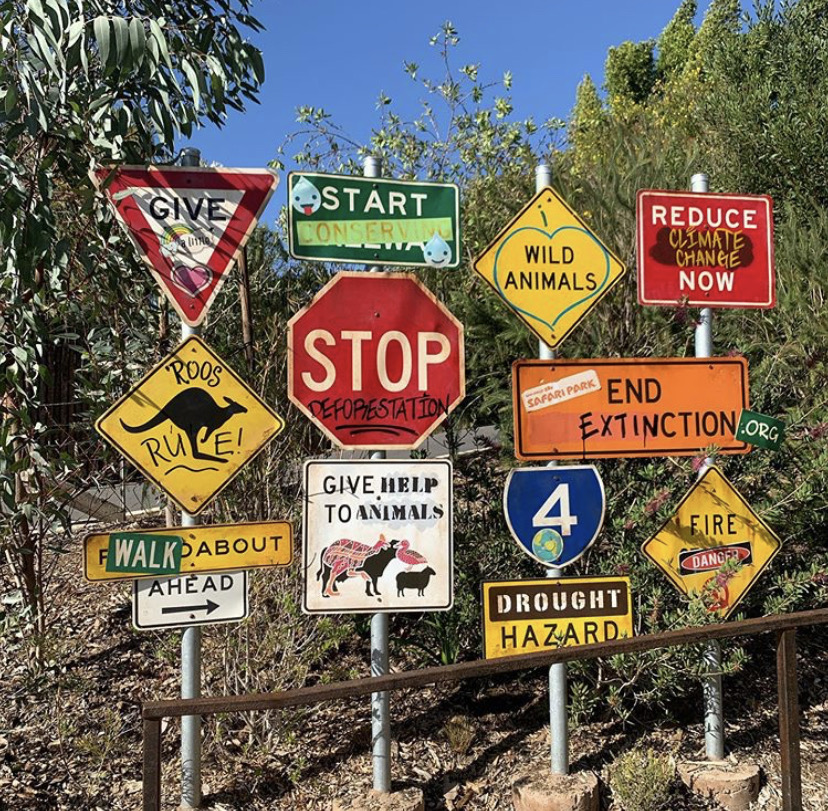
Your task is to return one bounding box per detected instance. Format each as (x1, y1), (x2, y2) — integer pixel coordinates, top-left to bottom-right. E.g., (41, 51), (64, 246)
(142, 607), (828, 811)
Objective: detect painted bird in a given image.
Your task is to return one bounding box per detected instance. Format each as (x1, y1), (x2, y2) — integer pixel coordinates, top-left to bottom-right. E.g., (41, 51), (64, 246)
(395, 539), (428, 570)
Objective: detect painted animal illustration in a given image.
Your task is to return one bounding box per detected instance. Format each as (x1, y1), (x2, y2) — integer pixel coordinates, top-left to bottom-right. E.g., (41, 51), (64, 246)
(396, 566), (437, 597)
(317, 534), (399, 598)
(120, 388), (247, 464)
(394, 539), (428, 570)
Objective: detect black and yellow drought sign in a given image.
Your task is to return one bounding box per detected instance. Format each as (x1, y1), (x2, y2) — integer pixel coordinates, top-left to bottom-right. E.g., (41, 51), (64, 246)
(84, 521), (292, 582)
(482, 576), (633, 659)
(96, 336), (284, 514)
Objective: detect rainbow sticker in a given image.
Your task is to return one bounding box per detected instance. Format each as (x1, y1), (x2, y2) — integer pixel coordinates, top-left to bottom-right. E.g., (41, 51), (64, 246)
(160, 224), (195, 256)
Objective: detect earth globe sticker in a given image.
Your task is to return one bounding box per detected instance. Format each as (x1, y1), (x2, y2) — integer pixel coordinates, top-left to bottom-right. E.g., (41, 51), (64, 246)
(531, 528), (564, 563)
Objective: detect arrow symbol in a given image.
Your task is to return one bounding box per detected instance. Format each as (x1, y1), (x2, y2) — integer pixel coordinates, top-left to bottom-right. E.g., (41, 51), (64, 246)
(161, 599), (219, 616)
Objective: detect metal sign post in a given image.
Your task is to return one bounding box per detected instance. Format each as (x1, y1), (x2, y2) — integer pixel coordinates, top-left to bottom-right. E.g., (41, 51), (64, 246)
(535, 163), (569, 775)
(365, 155), (392, 794)
(691, 171), (726, 763)
(93, 148), (280, 809)
(178, 146), (203, 809)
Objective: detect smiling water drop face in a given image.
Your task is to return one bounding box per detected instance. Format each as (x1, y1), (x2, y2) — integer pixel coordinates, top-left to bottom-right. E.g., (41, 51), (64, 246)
(291, 177), (322, 215)
(423, 233), (452, 267)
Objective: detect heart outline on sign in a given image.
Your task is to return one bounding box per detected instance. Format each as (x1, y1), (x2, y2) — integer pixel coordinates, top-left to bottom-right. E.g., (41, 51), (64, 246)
(492, 225), (612, 333)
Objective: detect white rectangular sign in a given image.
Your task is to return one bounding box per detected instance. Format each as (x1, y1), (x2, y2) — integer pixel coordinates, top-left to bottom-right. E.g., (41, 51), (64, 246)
(521, 369), (601, 412)
(303, 459), (453, 614)
(132, 570), (249, 630)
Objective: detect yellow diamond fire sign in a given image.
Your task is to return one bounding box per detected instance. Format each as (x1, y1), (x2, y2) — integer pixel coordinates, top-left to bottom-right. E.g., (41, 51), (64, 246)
(96, 336), (284, 515)
(473, 186), (626, 349)
(641, 466), (782, 619)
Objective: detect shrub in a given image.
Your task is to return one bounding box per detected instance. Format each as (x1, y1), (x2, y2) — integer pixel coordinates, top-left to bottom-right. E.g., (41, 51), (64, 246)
(608, 746), (676, 811)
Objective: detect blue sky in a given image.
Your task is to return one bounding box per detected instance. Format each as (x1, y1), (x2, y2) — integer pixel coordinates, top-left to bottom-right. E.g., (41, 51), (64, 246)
(185, 1), (701, 219)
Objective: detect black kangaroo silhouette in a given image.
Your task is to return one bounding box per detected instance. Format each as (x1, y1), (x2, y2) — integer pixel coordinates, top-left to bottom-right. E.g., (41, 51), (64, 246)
(120, 388), (248, 464)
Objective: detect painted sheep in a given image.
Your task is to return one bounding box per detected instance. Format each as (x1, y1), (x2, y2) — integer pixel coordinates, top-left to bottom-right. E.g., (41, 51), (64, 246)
(396, 566), (437, 597)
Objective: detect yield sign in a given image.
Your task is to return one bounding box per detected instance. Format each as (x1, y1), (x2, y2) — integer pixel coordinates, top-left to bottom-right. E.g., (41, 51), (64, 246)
(641, 466), (782, 619)
(92, 165), (278, 327)
(473, 186), (626, 349)
(96, 336), (284, 515)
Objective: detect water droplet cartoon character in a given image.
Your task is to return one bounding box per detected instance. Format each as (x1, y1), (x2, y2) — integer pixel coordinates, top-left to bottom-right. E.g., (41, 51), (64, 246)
(423, 233), (452, 267)
(291, 177), (322, 216)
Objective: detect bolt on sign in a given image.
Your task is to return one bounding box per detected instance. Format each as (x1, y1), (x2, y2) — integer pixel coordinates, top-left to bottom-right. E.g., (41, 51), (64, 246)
(303, 459), (453, 614)
(286, 172), (460, 268)
(637, 190), (775, 309)
(482, 576), (633, 659)
(512, 358), (750, 460)
(92, 166), (278, 327)
(133, 571), (248, 630)
(288, 272), (464, 449)
(473, 186), (626, 350)
(101, 531), (183, 577)
(96, 336), (284, 515)
(503, 466), (605, 568)
(641, 466), (782, 619)
(84, 521), (292, 582)
(736, 409), (785, 451)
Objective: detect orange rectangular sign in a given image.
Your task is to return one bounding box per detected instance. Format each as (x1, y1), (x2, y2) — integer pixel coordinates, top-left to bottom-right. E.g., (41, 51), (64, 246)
(513, 358), (749, 460)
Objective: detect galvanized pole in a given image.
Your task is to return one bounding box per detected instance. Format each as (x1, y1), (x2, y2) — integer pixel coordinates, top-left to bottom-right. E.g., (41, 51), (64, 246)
(364, 155), (392, 793)
(691, 171), (725, 762)
(179, 146), (203, 809)
(536, 163), (569, 775)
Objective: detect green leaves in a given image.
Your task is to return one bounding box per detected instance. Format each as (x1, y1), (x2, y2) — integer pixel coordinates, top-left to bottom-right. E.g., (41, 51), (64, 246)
(92, 15), (109, 69)
(0, 0), (269, 634)
(128, 17), (145, 68)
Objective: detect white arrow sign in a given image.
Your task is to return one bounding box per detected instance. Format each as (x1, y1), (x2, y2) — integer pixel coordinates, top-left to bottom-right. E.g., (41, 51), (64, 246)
(132, 570), (249, 630)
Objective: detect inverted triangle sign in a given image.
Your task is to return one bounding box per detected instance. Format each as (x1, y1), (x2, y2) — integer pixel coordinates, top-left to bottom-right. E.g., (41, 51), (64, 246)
(93, 166), (278, 327)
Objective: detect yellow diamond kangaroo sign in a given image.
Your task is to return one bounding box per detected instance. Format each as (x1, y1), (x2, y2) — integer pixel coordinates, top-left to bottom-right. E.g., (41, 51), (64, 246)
(96, 336), (284, 515)
(641, 466), (782, 619)
(473, 186), (626, 349)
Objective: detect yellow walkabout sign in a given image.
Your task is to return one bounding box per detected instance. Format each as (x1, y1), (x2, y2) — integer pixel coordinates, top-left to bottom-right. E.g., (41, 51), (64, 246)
(641, 466), (782, 619)
(473, 187), (626, 350)
(482, 576), (633, 659)
(96, 336), (284, 514)
(84, 521), (292, 582)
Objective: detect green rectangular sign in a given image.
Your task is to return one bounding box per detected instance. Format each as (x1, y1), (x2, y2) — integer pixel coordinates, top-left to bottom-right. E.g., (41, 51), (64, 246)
(104, 532), (183, 575)
(287, 172), (460, 268)
(736, 409), (785, 450)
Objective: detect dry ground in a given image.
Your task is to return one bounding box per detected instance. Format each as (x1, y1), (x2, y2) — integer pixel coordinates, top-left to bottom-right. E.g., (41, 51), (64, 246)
(2, 541), (827, 810)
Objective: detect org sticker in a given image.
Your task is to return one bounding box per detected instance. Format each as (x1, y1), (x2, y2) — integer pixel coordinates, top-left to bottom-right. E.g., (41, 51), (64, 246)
(522, 370), (601, 413)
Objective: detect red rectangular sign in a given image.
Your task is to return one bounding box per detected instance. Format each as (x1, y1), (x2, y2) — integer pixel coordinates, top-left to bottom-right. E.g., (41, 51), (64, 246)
(637, 190), (775, 309)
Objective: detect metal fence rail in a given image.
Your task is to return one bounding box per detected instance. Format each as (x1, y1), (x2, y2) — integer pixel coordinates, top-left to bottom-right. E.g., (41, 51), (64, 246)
(142, 607), (828, 811)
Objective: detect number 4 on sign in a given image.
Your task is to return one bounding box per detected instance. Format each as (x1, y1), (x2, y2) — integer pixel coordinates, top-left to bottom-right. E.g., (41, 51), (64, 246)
(533, 484), (578, 536)
(503, 466), (605, 568)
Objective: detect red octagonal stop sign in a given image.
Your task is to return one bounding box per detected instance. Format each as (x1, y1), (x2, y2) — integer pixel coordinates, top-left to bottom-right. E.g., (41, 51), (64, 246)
(288, 271), (465, 449)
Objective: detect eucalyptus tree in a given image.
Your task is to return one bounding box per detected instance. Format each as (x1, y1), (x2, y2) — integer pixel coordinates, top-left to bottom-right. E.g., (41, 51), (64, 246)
(0, 0), (265, 647)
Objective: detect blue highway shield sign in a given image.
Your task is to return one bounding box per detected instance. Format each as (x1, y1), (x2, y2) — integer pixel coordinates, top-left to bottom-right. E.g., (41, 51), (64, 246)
(503, 465), (605, 568)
